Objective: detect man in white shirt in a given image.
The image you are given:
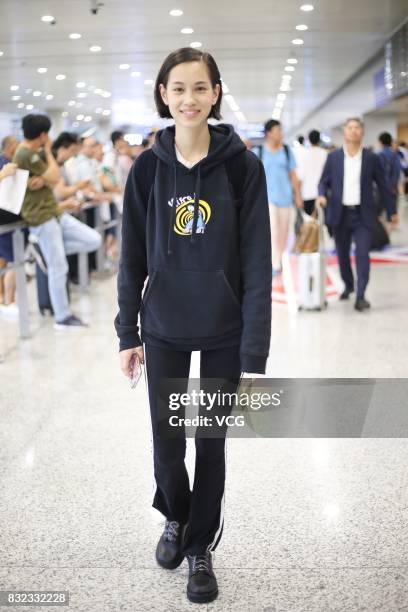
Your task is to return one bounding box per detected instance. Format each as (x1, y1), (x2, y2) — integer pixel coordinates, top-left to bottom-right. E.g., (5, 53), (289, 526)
(296, 130), (327, 215)
(316, 118), (398, 311)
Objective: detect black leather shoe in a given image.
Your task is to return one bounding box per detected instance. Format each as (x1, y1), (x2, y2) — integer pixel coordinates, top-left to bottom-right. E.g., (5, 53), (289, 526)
(155, 520), (186, 569)
(354, 298), (371, 311)
(339, 289), (354, 300)
(186, 551), (218, 604)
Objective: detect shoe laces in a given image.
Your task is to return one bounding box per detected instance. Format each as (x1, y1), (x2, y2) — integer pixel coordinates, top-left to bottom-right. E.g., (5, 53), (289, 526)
(191, 552), (211, 574)
(163, 520), (180, 542)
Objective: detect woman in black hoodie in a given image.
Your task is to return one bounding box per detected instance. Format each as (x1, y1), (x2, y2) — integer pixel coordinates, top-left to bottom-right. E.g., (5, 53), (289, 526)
(115, 47), (271, 604)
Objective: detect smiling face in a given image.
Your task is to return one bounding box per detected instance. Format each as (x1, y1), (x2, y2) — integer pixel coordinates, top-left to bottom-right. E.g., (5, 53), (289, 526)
(159, 61), (220, 129)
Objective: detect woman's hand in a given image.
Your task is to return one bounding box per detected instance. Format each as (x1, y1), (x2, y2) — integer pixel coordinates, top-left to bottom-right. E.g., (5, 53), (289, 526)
(58, 198), (82, 213)
(75, 179), (91, 191)
(0, 163), (17, 181)
(28, 176), (45, 191)
(120, 346), (144, 378)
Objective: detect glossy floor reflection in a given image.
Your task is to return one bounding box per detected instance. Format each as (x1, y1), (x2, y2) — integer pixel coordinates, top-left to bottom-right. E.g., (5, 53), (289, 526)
(1, 209), (408, 611)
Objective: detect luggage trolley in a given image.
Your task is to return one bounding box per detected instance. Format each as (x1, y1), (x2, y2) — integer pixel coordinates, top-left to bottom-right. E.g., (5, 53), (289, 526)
(297, 206), (328, 311)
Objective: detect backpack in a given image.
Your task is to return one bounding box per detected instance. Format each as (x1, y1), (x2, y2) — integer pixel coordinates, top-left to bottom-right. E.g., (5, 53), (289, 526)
(258, 144), (290, 170)
(137, 149), (248, 207)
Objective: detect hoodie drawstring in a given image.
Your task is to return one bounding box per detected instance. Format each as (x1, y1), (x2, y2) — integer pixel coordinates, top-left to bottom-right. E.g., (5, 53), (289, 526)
(190, 165), (201, 244)
(167, 162), (178, 255)
(167, 162), (202, 254)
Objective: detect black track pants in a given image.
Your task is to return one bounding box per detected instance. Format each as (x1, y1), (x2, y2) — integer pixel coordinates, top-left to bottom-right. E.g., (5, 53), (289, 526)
(144, 344), (241, 556)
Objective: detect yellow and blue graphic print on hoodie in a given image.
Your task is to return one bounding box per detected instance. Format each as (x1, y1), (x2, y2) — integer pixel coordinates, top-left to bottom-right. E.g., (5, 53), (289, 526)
(170, 194), (211, 236)
(115, 123), (272, 374)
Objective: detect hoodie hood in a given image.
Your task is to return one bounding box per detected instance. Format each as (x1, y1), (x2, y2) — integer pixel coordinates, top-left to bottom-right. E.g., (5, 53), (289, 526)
(152, 123), (246, 254)
(152, 123), (246, 171)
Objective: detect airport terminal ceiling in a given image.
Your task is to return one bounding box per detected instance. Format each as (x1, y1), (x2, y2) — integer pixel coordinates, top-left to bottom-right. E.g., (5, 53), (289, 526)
(0, 0), (407, 130)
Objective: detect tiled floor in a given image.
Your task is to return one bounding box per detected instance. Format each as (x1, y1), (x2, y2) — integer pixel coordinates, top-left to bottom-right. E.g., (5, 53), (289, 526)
(1, 206), (407, 611)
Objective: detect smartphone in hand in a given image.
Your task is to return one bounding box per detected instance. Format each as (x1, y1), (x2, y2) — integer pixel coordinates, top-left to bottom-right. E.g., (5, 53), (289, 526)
(129, 353), (142, 389)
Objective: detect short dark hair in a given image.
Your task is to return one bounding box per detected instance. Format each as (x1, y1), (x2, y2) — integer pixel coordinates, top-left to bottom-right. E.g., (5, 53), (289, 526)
(154, 47), (222, 120)
(264, 119), (281, 134)
(308, 129), (320, 145)
(297, 135), (305, 145)
(111, 130), (124, 145)
(344, 117), (364, 128)
(378, 132), (392, 147)
(22, 114), (51, 140)
(52, 132), (78, 152)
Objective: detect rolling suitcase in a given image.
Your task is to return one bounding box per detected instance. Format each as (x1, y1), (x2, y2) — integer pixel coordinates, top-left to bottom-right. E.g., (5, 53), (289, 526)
(298, 207), (327, 311)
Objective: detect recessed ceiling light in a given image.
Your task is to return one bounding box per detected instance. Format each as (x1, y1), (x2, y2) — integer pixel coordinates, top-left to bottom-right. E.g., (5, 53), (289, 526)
(285, 66), (295, 72)
(26, 104), (34, 110)
(131, 71), (141, 77)
(169, 9), (183, 16)
(292, 38), (304, 45)
(76, 114), (84, 120)
(17, 103), (25, 108)
(0, 51), (4, 56)
(46, 94), (54, 100)
(277, 93), (286, 100)
(11, 95), (21, 101)
(69, 33), (81, 40)
(37, 67), (47, 74)
(296, 24), (308, 30)
(77, 92), (87, 98)
(101, 91), (111, 98)
(89, 45), (102, 52)
(10, 85), (19, 91)
(76, 82), (86, 88)
(84, 116), (92, 122)
(56, 74), (66, 80)
(144, 79), (153, 85)
(190, 41), (202, 48)
(282, 74), (292, 80)
(102, 109), (111, 116)
(68, 100), (76, 106)
(62, 111), (68, 117)
(33, 91), (42, 97)
(275, 100), (284, 108)
(300, 4), (314, 11)
(280, 85), (291, 92)
(287, 58), (298, 64)
(224, 94), (240, 112)
(41, 15), (55, 22)
(72, 122), (79, 127)
(181, 27), (194, 34)
(94, 88), (103, 94)
(119, 63), (130, 70)
(95, 108), (103, 114)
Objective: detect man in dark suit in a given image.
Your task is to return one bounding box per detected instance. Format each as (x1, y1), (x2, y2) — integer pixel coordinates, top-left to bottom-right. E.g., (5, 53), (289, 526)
(316, 118), (399, 311)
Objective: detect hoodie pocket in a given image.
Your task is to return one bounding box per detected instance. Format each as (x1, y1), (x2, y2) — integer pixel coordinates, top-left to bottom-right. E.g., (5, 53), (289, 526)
(141, 269), (242, 339)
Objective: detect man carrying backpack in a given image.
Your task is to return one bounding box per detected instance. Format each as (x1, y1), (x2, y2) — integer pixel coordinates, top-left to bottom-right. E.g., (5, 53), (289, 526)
(261, 119), (303, 277)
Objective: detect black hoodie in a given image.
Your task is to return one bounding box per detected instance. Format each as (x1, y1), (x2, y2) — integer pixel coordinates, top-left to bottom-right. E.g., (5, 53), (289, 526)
(115, 123), (271, 373)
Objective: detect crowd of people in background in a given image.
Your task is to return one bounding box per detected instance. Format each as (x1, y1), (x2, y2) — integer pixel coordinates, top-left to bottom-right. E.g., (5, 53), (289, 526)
(0, 111), (407, 327)
(0, 117), (156, 325)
